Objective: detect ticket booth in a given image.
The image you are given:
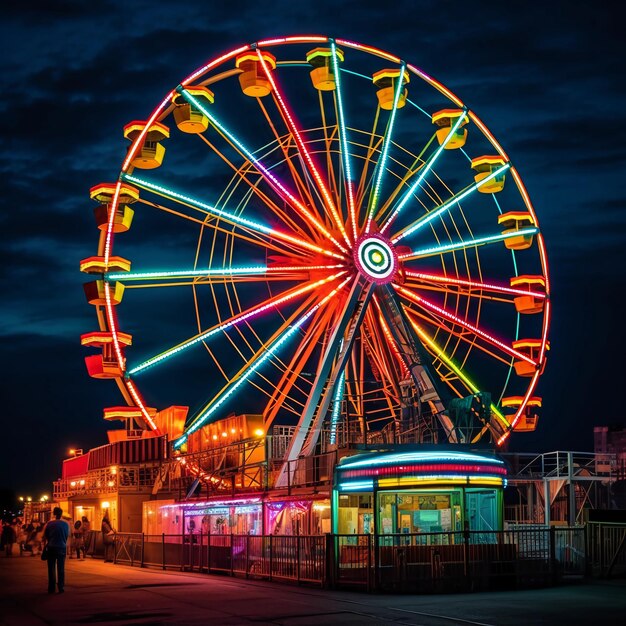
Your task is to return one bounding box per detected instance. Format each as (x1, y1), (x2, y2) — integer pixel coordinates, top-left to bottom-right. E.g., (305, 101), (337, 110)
(332, 447), (507, 536)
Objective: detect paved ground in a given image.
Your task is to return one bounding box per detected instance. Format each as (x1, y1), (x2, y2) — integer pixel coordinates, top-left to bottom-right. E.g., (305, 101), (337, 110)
(1, 553), (625, 625)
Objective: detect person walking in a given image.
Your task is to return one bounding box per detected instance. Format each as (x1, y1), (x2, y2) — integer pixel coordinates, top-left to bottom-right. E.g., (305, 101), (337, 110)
(42, 507), (70, 594)
(101, 515), (115, 562)
(72, 520), (85, 560)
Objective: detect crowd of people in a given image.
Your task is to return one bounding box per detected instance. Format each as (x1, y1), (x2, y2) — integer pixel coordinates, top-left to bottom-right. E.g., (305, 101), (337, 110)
(0, 514), (95, 558)
(2, 509), (117, 594)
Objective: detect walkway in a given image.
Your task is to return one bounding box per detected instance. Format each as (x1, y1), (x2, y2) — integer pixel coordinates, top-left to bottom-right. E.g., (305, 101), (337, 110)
(1, 554), (625, 625)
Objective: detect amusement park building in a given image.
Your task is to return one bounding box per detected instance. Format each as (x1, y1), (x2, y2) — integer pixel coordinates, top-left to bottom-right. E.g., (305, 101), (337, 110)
(52, 410), (619, 537)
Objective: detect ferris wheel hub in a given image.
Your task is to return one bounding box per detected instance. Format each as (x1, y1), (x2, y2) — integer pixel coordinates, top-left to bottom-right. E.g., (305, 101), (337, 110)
(354, 234), (398, 284)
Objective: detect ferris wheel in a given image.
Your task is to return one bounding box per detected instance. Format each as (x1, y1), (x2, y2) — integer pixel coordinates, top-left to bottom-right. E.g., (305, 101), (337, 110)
(81, 36), (550, 477)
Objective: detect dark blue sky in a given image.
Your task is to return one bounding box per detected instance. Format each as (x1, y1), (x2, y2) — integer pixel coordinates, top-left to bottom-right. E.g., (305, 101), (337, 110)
(2, 0), (624, 496)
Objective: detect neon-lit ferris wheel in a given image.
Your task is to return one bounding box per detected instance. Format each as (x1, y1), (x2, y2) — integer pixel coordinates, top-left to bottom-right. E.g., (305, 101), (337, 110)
(81, 36), (550, 472)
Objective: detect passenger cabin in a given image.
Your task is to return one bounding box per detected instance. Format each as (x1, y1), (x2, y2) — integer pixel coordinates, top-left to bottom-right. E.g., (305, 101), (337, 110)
(498, 212), (536, 250)
(431, 109), (468, 149)
(83, 280), (125, 306)
(501, 396), (541, 432)
(306, 47), (344, 91)
(235, 51), (276, 97)
(81, 331), (132, 379)
(372, 68), (409, 110)
(79, 256), (131, 275)
(172, 86), (214, 134)
(471, 155), (507, 193)
(511, 339), (548, 377)
(510, 274), (546, 314)
(123, 120), (170, 169)
(89, 182), (138, 233)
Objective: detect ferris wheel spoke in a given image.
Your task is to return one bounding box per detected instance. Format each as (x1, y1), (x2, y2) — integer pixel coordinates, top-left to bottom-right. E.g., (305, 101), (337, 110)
(365, 62), (406, 234)
(330, 42), (357, 240)
(380, 110), (469, 234)
(255, 50), (350, 247)
(362, 311), (406, 400)
(369, 306), (410, 378)
(254, 100), (320, 217)
(391, 162), (511, 244)
(122, 173), (344, 260)
(174, 275), (353, 448)
(264, 304), (337, 429)
(128, 193), (302, 257)
(280, 278), (374, 467)
(402, 312), (511, 431)
(397, 226), (539, 261)
(395, 284), (535, 366)
(177, 87), (349, 255)
(402, 269), (547, 304)
(127, 271), (346, 376)
(196, 131), (314, 239)
(107, 263), (343, 286)
(402, 301), (512, 368)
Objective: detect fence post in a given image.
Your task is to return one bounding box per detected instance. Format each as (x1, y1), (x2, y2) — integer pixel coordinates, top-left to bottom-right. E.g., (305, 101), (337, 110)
(141, 533), (145, 568)
(324, 533), (334, 589)
(463, 527), (470, 591)
(549, 525), (557, 585)
(269, 534), (273, 582)
(366, 533), (373, 593)
(599, 524), (605, 576)
(230, 533), (234, 577)
(296, 536), (301, 584)
(162, 533), (165, 570)
(199, 531), (203, 573)
(583, 525), (590, 577)
(208, 531), (212, 574)
(246, 534), (250, 579)
(374, 532), (380, 592)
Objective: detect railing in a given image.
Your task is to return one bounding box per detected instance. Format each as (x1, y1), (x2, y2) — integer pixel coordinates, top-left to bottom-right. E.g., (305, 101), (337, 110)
(502, 451), (617, 479)
(53, 464), (162, 499)
(586, 522), (626, 578)
(104, 527), (585, 592)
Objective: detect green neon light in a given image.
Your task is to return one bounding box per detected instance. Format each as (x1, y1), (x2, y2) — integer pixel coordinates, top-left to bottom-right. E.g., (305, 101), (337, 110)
(175, 303), (320, 447)
(366, 63), (406, 232)
(123, 174), (274, 235)
(409, 318), (509, 428)
(329, 369), (345, 445)
(108, 266), (269, 281)
(129, 272), (344, 375)
(381, 110), (468, 233)
(392, 163), (511, 243)
(399, 227), (539, 260)
(331, 41), (356, 238)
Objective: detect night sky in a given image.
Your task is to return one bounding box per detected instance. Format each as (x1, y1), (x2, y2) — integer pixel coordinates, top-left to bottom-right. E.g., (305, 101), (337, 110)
(2, 1), (624, 498)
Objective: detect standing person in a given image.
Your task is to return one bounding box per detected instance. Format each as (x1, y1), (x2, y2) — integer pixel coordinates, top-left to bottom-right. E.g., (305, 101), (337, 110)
(80, 516), (92, 556)
(2, 520), (17, 556)
(72, 520), (85, 560)
(101, 514), (115, 562)
(42, 507), (70, 594)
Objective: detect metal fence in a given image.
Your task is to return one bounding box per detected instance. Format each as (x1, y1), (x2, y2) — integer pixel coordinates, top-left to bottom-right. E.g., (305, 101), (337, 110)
(107, 527), (586, 593)
(586, 522), (626, 578)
